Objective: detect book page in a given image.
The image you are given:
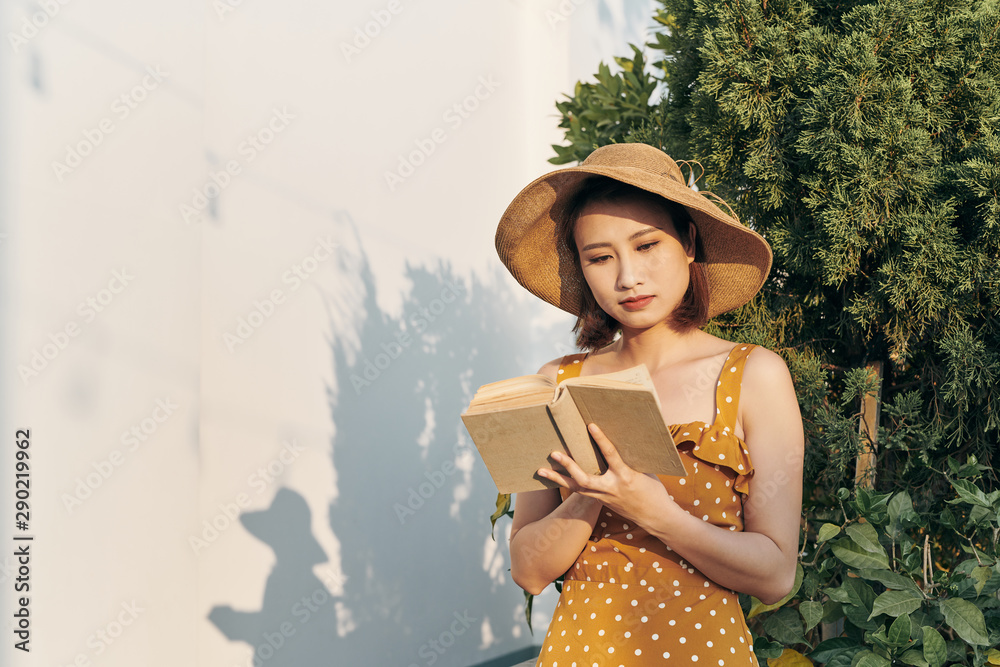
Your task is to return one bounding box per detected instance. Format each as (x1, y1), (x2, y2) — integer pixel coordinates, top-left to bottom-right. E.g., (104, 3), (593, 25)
(464, 373), (557, 414)
(557, 364), (664, 413)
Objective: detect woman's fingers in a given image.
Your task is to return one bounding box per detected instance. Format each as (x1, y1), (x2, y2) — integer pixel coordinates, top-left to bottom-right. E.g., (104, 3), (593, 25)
(547, 451), (590, 485)
(537, 466), (573, 489)
(587, 423), (625, 470)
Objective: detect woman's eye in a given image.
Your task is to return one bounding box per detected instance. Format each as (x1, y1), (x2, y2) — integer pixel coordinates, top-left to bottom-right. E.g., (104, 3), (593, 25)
(586, 254), (611, 264)
(637, 241), (659, 252)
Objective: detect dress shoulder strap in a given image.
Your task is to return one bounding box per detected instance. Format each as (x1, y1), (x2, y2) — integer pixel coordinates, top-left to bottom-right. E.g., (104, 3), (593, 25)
(556, 353), (587, 383)
(715, 344), (757, 430)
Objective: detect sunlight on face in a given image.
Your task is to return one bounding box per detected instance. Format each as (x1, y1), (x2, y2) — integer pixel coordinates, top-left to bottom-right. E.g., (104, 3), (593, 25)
(573, 195), (695, 333)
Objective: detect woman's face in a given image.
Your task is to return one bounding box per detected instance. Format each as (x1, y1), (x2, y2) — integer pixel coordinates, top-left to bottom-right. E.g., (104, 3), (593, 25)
(573, 195), (695, 332)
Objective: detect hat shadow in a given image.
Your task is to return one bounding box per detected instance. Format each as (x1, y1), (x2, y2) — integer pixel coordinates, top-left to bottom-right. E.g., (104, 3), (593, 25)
(208, 488), (337, 665)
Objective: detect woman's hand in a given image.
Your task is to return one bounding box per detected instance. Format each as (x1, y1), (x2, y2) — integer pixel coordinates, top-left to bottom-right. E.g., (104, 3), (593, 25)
(538, 423), (676, 531)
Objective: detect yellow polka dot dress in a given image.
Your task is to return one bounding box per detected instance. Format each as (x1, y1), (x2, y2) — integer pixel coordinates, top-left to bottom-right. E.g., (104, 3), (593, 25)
(537, 345), (760, 666)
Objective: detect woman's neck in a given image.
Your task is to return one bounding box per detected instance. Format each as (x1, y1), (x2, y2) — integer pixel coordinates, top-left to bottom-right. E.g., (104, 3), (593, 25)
(603, 322), (705, 375)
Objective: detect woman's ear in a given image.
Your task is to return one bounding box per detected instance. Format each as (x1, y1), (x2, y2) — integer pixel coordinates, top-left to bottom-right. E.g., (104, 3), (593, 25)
(685, 221), (698, 260)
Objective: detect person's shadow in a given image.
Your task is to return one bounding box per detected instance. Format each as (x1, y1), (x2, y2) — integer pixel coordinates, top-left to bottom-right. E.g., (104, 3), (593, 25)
(209, 216), (568, 665)
(209, 488), (338, 665)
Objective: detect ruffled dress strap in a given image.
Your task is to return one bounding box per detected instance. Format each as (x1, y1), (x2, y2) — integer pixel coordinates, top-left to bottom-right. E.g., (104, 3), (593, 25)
(714, 343), (757, 432)
(680, 343), (759, 498)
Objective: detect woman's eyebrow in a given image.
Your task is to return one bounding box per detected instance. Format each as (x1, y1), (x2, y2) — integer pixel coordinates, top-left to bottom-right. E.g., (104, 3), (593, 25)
(579, 226), (660, 252)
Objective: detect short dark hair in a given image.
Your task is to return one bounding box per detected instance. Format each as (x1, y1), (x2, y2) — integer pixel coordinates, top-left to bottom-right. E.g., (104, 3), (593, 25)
(559, 176), (710, 351)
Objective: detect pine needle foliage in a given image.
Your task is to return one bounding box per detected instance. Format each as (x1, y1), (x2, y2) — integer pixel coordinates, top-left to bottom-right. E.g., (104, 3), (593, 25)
(552, 0), (1000, 514)
(539, 0), (1000, 660)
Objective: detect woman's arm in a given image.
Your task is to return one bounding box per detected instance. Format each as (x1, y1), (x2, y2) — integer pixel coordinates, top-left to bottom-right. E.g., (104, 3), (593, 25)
(507, 358), (604, 595)
(541, 348), (804, 604)
(508, 488), (603, 595)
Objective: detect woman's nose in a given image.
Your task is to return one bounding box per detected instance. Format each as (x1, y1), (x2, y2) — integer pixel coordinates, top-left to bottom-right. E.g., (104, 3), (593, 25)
(616, 255), (640, 290)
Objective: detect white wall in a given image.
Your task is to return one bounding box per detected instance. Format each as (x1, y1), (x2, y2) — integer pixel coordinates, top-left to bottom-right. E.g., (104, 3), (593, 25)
(0, 1), (656, 665)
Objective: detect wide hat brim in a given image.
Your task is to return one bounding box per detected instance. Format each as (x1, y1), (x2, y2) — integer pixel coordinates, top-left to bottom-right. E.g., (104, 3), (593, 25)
(495, 143), (773, 319)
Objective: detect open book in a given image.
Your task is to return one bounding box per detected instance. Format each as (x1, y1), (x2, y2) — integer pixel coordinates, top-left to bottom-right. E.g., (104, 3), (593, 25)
(461, 364), (687, 493)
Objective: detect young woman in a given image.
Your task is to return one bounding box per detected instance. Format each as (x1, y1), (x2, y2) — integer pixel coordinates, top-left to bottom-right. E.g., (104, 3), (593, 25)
(494, 143), (804, 665)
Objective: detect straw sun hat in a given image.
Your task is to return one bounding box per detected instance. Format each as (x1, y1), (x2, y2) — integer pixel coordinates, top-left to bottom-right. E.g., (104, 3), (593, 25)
(495, 143), (773, 320)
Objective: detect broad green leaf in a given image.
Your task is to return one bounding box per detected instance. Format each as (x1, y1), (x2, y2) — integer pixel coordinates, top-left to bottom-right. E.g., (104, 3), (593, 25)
(969, 504), (993, 526)
(748, 563), (803, 618)
(886, 498), (917, 540)
(971, 566), (991, 594)
(768, 648), (813, 666)
(888, 491), (915, 523)
(825, 584), (851, 604)
(887, 613), (912, 646)
(842, 578), (879, 631)
(753, 636), (785, 660)
(832, 537), (890, 569)
(827, 651), (863, 667)
(800, 600), (823, 632)
(899, 649), (929, 666)
(869, 589), (923, 619)
(843, 577), (877, 609)
(821, 599), (843, 623)
(809, 637), (859, 663)
(866, 624), (890, 650)
(857, 569), (922, 594)
(949, 478), (992, 508)
(920, 626), (946, 667)
(846, 521), (884, 554)
(763, 607), (807, 645)
(818, 522), (841, 542)
(939, 597), (990, 646)
(523, 589), (533, 633)
(490, 493), (511, 539)
(851, 649), (891, 667)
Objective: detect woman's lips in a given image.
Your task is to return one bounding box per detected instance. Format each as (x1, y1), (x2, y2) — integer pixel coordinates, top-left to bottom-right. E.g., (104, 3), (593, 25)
(620, 295), (654, 311)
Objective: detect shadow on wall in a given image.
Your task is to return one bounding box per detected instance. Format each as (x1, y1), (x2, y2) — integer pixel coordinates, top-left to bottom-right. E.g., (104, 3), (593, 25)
(209, 220), (564, 666)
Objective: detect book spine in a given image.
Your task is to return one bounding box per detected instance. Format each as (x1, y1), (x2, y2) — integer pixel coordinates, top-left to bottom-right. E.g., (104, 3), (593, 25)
(547, 393), (603, 475)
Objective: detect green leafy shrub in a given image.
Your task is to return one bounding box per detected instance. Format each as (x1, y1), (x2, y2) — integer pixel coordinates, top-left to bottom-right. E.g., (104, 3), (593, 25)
(743, 460), (1000, 665)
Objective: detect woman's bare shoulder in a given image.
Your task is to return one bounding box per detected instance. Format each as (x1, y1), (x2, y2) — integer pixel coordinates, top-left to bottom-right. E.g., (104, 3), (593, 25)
(740, 345), (800, 434)
(536, 357), (564, 381)
(742, 345), (793, 389)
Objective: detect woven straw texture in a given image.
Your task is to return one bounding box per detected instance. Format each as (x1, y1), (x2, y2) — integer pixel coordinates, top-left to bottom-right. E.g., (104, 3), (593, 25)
(495, 143), (772, 319)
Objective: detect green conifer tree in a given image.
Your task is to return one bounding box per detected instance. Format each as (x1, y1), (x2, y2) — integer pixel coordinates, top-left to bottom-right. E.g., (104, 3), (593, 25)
(554, 0), (1000, 514)
(544, 0), (1000, 659)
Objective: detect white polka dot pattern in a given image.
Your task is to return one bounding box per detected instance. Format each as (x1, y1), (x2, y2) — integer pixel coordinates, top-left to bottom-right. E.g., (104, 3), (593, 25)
(537, 346), (760, 666)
